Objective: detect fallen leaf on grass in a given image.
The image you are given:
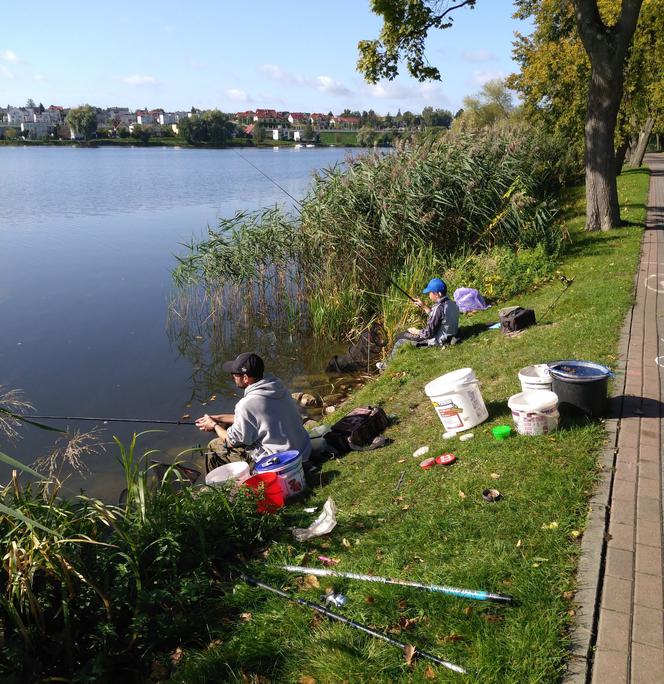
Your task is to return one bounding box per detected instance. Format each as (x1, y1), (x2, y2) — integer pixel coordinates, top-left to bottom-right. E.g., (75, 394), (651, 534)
(563, 591), (575, 601)
(438, 632), (465, 643)
(365, 595), (375, 604)
(398, 599), (408, 611)
(482, 614), (503, 623)
(424, 664), (436, 680)
(207, 639), (222, 649)
(299, 677), (317, 684)
(463, 606), (473, 616)
(240, 612), (253, 622)
(541, 521), (559, 530)
(310, 613), (323, 629)
(516, 539), (522, 548)
(401, 504), (410, 511)
(571, 530), (581, 538)
(294, 575), (318, 591)
(398, 458), (406, 463)
(403, 644), (416, 667)
(341, 538), (351, 548)
(458, 491), (466, 499)
(170, 647), (184, 666)
(490, 473), (500, 479)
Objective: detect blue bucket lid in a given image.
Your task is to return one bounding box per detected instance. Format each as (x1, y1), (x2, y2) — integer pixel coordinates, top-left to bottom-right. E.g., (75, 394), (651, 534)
(254, 450), (300, 472)
(548, 360), (611, 382)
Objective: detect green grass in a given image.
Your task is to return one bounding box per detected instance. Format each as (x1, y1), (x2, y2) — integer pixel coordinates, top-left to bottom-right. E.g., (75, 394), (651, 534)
(318, 131), (359, 145)
(173, 168), (650, 683)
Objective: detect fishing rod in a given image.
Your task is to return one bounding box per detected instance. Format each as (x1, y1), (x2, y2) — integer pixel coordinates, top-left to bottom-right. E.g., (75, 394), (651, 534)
(244, 576), (466, 674)
(388, 278), (419, 304)
(281, 565), (513, 604)
(14, 414), (195, 426)
(539, 275), (575, 323)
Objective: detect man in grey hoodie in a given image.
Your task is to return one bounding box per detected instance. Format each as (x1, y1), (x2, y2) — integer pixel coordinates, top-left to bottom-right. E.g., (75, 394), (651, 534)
(195, 352), (312, 467)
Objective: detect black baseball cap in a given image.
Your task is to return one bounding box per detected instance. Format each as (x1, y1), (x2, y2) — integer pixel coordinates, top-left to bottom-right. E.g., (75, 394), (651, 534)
(222, 352), (264, 378)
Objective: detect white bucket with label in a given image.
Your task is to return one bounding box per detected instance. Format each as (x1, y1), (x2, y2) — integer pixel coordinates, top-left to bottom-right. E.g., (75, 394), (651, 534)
(254, 450), (306, 499)
(205, 461), (250, 487)
(518, 364), (553, 393)
(508, 390), (559, 435)
(424, 368), (489, 434)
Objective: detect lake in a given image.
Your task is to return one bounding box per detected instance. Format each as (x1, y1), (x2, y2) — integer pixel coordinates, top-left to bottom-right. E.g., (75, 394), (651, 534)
(0, 145), (354, 499)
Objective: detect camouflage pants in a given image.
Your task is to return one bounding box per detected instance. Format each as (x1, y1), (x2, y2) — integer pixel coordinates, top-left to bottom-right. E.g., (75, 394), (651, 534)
(205, 438), (252, 473)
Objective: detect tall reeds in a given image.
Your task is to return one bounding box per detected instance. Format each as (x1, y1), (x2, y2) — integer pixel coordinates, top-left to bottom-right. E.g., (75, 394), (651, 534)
(173, 124), (577, 340)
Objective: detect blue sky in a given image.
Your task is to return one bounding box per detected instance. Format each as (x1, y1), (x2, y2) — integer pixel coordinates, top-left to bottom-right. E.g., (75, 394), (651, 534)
(1, 1), (530, 115)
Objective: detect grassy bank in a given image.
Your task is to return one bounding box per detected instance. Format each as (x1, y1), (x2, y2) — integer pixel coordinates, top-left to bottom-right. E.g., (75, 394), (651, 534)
(173, 168), (650, 683)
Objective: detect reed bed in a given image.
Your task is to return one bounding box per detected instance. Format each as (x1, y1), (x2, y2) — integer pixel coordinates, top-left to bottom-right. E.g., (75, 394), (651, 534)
(173, 125), (578, 340)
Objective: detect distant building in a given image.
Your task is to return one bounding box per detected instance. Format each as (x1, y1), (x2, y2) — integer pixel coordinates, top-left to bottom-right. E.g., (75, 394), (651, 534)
(330, 116), (360, 129)
(310, 113), (330, 129)
(288, 112), (309, 127)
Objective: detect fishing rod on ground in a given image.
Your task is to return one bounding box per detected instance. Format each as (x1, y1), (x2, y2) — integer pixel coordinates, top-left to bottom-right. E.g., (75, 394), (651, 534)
(538, 274), (575, 323)
(244, 576), (467, 674)
(281, 565), (514, 604)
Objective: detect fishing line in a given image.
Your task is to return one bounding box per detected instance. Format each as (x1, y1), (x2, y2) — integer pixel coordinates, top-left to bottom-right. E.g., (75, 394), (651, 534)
(233, 149), (304, 209)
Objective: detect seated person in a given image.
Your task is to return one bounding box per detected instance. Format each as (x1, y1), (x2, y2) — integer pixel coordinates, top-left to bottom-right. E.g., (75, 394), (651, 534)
(196, 352), (312, 468)
(379, 278), (459, 368)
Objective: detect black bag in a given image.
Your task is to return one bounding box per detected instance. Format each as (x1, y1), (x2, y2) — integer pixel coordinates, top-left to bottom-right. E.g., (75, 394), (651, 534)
(499, 306), (536, 334)
(325, 406), (389, 454)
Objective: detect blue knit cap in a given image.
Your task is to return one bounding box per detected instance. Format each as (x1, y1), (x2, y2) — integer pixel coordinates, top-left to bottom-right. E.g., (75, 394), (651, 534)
(422, 277), (447, 294)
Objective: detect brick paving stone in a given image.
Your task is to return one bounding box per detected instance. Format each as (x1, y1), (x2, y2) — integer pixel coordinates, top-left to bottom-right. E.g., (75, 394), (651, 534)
(636, 496), (662, 523)
(638, 476), (662, 499)
(612, 500), (636, 527)
(631, 642), (664, 683)
(636, 519), (664, 549)
(615, 461), (638, 482)
(597, 608), (632, 650)
(601, 574), (633, 614)
(632, 605), (664, 648)
(635, 544), (663, 577)
(639, 444), (661, 463)
(606, 547), (635, 580)
(608, 521), (635, 551)
(591, 649), (629, 684)
(638, 460), (661, 481)
(634, 571), (664, 608)
(613, 477), (637, 502)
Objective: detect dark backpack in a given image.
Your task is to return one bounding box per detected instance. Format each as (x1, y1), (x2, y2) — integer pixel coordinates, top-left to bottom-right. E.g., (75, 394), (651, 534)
(499, 306), (536, 334)
(325, 406), (389, 454)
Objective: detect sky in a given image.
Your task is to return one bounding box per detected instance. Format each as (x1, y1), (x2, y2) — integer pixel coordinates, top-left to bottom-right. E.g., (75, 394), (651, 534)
(1, 1), (531, 116)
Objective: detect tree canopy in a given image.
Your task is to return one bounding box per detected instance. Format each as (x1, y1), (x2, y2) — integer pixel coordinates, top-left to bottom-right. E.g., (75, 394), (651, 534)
(65, 105), (97, 140)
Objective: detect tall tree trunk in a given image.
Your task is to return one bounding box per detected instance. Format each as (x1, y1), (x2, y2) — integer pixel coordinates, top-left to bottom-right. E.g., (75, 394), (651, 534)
(615, 139), (630, 175)
(584, 60), (623, 231)
(630, 116), (654, 167)
(573, 0), (644, 231)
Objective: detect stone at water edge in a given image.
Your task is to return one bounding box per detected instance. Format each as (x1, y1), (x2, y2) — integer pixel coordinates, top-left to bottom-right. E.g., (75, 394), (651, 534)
(325, 406), (337, 414)
(322, 393), (344, 405)
(299, 393), (320, 407)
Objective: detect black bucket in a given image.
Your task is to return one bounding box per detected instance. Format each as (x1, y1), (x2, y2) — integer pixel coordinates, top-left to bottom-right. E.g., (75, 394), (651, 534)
(548, 360), (611, 418)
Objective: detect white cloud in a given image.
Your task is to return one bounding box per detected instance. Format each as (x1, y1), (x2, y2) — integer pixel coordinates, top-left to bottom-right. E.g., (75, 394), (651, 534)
(227, 88), (252, 103)
(260, 63), (353, 97)
(33, 72), (46, 82)
(117, 74), (160, 86)
(468, 70), (507, 87)
(461, 50), (496, 63)
(366, 81), (445, 102)
(2, 49), (21, 64)
(0, 64), (14, 79)
(315, 76), (352, 96)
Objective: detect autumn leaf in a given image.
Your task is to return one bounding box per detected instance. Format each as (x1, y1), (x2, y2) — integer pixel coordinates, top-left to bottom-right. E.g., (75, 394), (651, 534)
(403, 644), (416, 667)
(298, 675), (317, 684)
(170, 647), (184, 666)
(240, 612), (253, 622)
(365, 595), (376, 604)
(300, 575), (320, 590)
(341, 538), (351, 548)
(424, 664), (436, 679)
(458, 490), (466, 499)
(491, 472), (500, 479)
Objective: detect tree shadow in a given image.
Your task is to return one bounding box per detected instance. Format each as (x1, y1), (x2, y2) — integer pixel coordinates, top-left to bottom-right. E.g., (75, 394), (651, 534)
(610, 395), (663, 419)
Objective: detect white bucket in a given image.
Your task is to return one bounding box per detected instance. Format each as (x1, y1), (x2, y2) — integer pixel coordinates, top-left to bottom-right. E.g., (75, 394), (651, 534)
(424, 367), (489, 434)
(205, 461), (250, 487)
(518, 364), (553, 393)
(508, 390), (559, 435)
(254, 450), (306, 498)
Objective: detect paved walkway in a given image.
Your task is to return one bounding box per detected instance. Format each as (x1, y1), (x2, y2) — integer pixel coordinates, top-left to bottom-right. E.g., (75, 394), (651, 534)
(567, 153), (664, 683)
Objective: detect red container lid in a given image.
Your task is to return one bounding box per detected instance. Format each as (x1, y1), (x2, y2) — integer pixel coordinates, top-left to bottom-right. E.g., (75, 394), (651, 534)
(435, 453), (456, 466)
(420, 457), (436, 469)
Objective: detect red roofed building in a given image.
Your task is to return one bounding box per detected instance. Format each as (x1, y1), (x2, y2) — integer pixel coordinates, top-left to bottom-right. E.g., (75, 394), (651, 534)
(253, 109), (285, 125)
(310, 113), (330, 129)
(288, 112), (309, 127)
(235, 110), (255, 124)
(330, 115), (360, 129)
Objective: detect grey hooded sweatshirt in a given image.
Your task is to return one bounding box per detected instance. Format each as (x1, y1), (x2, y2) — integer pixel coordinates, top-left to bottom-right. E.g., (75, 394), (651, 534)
(225, 373), (312, 462)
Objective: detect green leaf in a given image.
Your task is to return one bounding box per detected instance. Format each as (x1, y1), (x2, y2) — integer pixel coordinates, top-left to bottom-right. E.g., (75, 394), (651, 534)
(0, 502), (57, 535)
(0, 451), (44, 479)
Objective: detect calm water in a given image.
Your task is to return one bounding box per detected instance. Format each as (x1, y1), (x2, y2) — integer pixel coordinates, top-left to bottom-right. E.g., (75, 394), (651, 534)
(0, 145), (351, 498)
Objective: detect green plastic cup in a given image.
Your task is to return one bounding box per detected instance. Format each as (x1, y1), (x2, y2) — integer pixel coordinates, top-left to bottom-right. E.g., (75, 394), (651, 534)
(492, 425), (512, 441)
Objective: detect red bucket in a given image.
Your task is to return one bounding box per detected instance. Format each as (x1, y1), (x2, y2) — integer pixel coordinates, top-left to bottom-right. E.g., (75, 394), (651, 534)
(243, 472), (285, 513)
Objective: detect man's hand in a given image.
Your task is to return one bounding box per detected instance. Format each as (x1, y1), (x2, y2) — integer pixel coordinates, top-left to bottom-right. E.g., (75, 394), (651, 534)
(408, 326), (421, 335)
(195, 414), (217, 432)
(413, 297), (425, 309)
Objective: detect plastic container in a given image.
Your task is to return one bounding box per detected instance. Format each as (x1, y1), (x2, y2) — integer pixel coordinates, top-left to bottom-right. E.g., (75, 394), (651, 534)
(243, 472), (284, 513)
(205, 461), (250, 487)
(424, 368), (489, 435)
(548, 360), (611, 417)
(492, 425), (512, 441)
(254, 450), (306, 499)
(508, 390), (559, 436)
(518, 364), (553, 393)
